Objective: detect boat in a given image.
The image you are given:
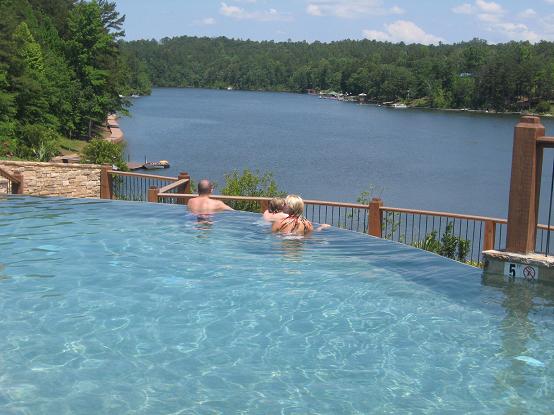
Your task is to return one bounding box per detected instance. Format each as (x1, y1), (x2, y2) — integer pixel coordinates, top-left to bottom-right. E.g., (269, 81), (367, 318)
(392, 103), (408, 109)
(143, 160), (170, 170)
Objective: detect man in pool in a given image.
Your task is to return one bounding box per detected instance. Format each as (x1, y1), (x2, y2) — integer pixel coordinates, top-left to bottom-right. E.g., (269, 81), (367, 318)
(187, 179), (233, 221)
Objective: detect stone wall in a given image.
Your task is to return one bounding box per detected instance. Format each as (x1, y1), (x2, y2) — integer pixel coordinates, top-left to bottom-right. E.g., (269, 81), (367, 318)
(0, 161), (102, 198)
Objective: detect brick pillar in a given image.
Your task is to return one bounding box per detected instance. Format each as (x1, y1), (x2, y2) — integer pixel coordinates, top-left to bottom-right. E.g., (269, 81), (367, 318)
(506, 116), (545, 254)
(368, 198), (383, 237)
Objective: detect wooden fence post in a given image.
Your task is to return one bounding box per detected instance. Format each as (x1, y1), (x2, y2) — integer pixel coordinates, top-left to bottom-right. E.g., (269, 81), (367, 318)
(260, 199), (269, 213)
(506, 116), (545, 254)
(100, 164), (113, 199)
(177, 172), (190, 205)
(368, 198), (383, 237)
(148, 186), (159, 203)
(13, 173), (24, 194)
(483, 221), (496, 251)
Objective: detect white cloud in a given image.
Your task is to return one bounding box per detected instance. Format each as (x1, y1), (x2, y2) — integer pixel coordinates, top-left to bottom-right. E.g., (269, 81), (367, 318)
(478, 13), (501, 23)
(490, 22), (540, 42)
(518, 9), (537, 19)
(545, 0), (554, 4)
(452, 3), (473, 14)
(202, 17), (216, 25)
(306, 0), (403, 19)
(475, 0), (503, 14)
(219, 2), (292, 21)
(363, 20), (444, 45)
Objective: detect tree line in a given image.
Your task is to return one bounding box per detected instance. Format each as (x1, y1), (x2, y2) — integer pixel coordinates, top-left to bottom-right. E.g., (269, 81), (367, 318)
(0, 0), (149, 160)
(121, 35), (554, 113)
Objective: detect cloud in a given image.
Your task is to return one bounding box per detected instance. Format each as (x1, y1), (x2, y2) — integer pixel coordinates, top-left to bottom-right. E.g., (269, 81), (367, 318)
(363, 20), (444, 45)
(200, 17), (216, 25)
(219, 2), (292, 21)
(490, 22), (540, 42)
(306, 0), (403, 19)
(478, 13), (501, 23)
(518, 9), (537, 19)
(452, 3), (473, 14)
(475, 0), (503, 14)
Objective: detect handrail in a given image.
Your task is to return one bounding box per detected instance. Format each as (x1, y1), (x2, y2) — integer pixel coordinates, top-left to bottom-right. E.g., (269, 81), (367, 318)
(108, 170), (177, 181)
(381, 206), (508, 224)
(0, 166), (21, 184)
(158, 178), (190, 194)
(157, 192), (369, 209)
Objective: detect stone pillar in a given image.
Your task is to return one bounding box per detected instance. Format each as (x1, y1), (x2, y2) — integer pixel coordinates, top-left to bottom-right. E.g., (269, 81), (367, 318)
(506, 116), (545, 254)
(368, 198), (383, 237)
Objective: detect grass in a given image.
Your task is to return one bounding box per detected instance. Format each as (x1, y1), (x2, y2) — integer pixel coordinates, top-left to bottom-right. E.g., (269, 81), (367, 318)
(58, 137), (87, 155)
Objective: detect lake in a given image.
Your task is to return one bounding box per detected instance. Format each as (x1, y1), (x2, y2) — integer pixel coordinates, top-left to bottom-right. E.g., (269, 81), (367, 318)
(118, 88), (554, 220)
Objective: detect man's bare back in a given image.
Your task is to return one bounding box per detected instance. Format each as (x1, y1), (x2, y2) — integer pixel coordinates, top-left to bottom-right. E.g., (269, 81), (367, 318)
(187, 179), (233, 216)
(187, 196), (233, 214)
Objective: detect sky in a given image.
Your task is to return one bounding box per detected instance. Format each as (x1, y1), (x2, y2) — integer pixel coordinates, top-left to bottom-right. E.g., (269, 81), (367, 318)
(114, 0), (554, 44)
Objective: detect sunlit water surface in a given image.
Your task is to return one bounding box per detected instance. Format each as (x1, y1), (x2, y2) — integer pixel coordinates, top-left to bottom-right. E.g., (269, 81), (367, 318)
(0, 197), (553, 414)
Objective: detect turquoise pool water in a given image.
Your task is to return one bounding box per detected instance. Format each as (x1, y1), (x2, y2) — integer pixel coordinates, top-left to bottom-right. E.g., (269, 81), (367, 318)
(0, 197), (552, 414)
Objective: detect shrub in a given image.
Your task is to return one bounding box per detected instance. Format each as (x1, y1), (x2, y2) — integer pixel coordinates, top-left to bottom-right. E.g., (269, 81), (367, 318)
(16, 124), (60, 161)
(81, 139), (128, 171)
(221, 169), (285, 212)
(413, 221), (471, 262)
(536, 101), (551, 114)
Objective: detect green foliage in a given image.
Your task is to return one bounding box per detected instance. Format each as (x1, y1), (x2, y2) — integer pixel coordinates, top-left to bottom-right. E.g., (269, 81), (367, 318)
(0, 0), (141, 159)
(81, 138), (127, 170)
(121, 36), (554, 112)
(413, 222), (471, 262)
(221, 169), (285, 212)
(536, 101), (551, 114)
(16, 124), (60, 161)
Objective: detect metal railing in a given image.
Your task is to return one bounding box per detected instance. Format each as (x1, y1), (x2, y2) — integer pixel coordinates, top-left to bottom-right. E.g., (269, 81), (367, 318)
(380, 207), (507, 265)
(106, 170), (178, 201)
(0, 166), (23, 195)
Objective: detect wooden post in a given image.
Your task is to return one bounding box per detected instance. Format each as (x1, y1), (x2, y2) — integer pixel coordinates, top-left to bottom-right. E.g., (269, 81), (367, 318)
(506, 116), (546, 254)
(148, 186), (159, 203)
(260, 199), (269, 213)
(177, 172), (190, 205)
(368, 198), (383, 237)
(13, 173), (23, 194)
(483, 221), (496, 252)
(100, 164), (113, 199)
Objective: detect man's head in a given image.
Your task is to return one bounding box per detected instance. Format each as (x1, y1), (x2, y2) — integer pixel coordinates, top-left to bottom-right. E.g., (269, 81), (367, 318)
(198, 179), (213, 196)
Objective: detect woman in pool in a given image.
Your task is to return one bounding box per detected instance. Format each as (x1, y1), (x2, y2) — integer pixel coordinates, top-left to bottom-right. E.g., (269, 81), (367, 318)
(262, 197), (288, 222)
(272, 195), (314, 235)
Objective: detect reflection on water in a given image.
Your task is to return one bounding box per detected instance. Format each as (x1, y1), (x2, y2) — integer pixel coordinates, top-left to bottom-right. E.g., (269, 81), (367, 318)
(279, 236), (305, 262)
(482, 274), (553, 411)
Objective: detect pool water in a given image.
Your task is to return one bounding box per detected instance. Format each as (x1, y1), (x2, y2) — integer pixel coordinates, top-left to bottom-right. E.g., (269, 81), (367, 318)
(0, 197), (552, 414)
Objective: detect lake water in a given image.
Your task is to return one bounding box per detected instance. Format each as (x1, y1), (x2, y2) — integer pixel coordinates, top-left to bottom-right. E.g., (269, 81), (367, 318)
(118, 88), (554, 219)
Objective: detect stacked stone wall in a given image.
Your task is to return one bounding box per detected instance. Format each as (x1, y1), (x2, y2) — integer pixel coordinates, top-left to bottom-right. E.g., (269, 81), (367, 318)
(0, 161), (102, 198)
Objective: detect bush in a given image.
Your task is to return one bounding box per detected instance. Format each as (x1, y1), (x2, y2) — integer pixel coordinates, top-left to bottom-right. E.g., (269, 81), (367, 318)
(81, 139), (128, 171)
(221, 169), (285, 212)
(16, 124), (60, 161)
(413, 222), (471, 262)
(536, 101), (551, 114)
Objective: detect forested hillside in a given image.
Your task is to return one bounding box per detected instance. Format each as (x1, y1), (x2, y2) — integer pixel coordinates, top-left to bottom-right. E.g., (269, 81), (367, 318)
(0, 0), (149, 160)
(122, 36), (554, 113)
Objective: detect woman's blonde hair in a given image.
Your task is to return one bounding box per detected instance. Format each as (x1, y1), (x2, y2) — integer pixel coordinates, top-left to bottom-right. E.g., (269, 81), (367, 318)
(285, 194), (304, 216)
(268, 197), (285, 213)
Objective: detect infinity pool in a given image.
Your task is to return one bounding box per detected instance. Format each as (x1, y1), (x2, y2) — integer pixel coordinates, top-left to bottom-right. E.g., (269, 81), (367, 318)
(0, 197), (552, 414)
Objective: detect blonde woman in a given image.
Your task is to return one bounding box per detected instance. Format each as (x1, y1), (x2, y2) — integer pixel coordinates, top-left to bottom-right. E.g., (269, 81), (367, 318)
(262, 197), (288, 222)
(272, 195), (314, 235)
